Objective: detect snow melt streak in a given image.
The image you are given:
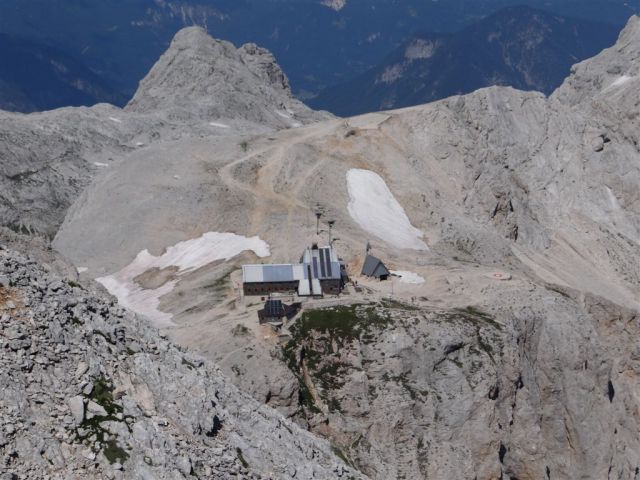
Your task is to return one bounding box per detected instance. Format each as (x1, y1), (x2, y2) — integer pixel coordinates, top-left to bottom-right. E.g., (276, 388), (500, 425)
(610, 75), (633, 88)
(97, 232), (270, 328)
(346, 169), (428, 250)
(390, 270), (425, 284)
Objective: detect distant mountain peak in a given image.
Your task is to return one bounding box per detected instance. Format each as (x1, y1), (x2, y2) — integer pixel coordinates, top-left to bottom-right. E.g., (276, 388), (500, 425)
(320, 0), (347, 12)
(126, 26), (328, 126)
(311, 6), (621, 116)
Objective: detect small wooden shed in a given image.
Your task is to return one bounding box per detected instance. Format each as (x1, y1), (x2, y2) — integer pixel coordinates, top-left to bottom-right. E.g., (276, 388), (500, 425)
(361, 254), (390, 280)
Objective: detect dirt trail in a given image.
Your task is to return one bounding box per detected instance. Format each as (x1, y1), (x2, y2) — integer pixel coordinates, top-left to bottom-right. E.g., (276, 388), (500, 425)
(218, 119), (343, 243)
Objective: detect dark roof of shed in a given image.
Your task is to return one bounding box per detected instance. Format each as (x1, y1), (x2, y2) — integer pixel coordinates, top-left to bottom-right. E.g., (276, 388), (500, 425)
(361, 254), (390, 277)
(264, 299), (285, 317)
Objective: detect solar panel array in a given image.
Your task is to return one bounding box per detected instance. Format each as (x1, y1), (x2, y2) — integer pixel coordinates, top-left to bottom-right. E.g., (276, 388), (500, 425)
(303, 246), (340, 280)
(265, 299), (284, 317)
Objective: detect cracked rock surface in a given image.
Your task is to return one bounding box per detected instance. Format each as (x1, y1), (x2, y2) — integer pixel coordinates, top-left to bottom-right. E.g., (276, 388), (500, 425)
(0, 244), (365, 479)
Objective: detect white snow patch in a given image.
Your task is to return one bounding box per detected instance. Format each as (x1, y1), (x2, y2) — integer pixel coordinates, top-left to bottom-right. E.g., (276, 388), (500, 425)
(610, 75), (633, 88)
(346, 169), (428, 250)
(135, 141), (145, 147)
(209, 122), (230, 128)
(605, 186), (622, 211)
(390, 270), (425, 284)
(93, 162), (109, 168)
(97, 232), (270, 328)
(108, 117), (122, 123)
(77, 267), (88, 274)
(275, 111), (302, 128)
(321, 0), (347, 11)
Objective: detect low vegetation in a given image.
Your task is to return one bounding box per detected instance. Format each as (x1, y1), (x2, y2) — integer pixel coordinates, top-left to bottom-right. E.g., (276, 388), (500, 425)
(452, 306), (503, 330)
(282, 303), (395, 413)
(290, 303), (392, 345)
(74, 376), (130, 464)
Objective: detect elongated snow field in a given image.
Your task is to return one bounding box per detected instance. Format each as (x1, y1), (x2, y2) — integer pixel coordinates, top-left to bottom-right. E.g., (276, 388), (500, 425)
(97, 232), (270, 327)
(346, 169), (428, 250)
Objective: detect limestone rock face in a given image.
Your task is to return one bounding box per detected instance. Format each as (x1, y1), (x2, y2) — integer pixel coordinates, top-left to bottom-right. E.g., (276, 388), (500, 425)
(0, 245), (365, 479)
(48, 16), (640, 480)
(0, 104), (132, 237)
(552, 16), (640, 107)
(283, 291), (640, 480)
(126, 26), (329, 126)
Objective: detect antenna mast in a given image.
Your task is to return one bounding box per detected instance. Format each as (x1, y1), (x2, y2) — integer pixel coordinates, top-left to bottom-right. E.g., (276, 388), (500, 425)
(328, 220), (335, 245)
(315, 204), (322, 235)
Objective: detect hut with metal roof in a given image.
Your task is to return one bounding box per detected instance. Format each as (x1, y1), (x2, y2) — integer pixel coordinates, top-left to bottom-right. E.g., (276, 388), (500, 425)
(300, 244), (342, 295)
(361, 254), (390, 280)
(257, 299), (301, 325)
(242, 264), (304, 296)
(242, 244), (344, 297)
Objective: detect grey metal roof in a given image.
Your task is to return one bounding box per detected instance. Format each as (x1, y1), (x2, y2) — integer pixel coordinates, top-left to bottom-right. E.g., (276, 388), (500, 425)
(362, 254), (390, 278)
(243, 264), (306, 283)
(243, 245), (341, 286)
(262, 265), (295, 282)
(301, 246), (341, 280)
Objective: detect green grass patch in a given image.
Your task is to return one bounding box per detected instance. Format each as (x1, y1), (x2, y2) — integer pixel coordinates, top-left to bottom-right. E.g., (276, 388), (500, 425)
(103, 439), (129, 464)
(453, 306), (502, 329)
(476, 328), (497, 363)
(391, 373), (420, 400)
(327, 397), (342, 412)
(290, 304), (391, 346)
(91, 377), (122, 416)
(331, 445), (355, 468)
(282, 341), (322, 414)
(205, 269), (234, 291)
(380, 298), (420, 311)
(315, 360), (350, 391)
(73, 377), (130, 465)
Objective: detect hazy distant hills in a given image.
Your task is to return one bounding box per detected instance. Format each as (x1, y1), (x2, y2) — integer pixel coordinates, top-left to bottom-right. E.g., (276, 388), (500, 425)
(310, 6), (620, 116)
(0, 0), (636, 111)
(0, 33), (127, 112)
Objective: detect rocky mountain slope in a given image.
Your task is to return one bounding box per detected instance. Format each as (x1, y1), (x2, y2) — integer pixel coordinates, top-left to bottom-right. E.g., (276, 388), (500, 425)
(46, 16), (640, 480)
(0, 26), (329, 238)
(125, 27), (325, 126)
(311, 6), (620, 116)
(0, 242), (364, 479)
(282, 292), (640, 479)
(2, 13), (640, 480)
